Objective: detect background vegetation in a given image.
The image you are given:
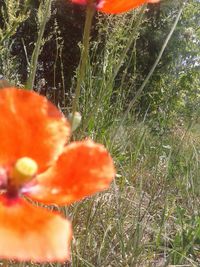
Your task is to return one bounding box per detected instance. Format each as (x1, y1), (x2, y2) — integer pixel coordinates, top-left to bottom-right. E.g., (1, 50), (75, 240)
(0, 0), (200, 266)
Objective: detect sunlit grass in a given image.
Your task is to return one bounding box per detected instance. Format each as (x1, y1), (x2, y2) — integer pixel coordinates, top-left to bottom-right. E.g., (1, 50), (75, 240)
(0, 0), (200, 266)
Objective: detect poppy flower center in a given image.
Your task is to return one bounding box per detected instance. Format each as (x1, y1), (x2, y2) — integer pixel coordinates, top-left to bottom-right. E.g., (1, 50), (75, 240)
(12, 157), (38, 186)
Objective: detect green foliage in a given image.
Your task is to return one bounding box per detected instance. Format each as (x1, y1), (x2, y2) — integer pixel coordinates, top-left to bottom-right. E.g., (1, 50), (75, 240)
(0, 0), (29, 45)
(0, 0), (200, 266)
(170, 208), (200, 265)
(0, 0), (30, 84)
(136, 0), (200, 129)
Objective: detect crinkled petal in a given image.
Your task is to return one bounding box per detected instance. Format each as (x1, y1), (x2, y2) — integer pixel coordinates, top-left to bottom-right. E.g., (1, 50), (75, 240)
(0, 88), (70, 172)
(26, 140), (115, 205)
(0, 196), (72, 262)
(97, 0), (159, 14)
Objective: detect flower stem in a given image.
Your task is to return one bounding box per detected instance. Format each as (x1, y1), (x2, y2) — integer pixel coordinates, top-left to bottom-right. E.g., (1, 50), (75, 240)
(25, 0), (52, 90)
(71, 0), (95, 124)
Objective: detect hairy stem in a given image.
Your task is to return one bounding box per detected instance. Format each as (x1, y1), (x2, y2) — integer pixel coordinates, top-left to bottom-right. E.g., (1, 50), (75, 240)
(71, 0), (95, 124)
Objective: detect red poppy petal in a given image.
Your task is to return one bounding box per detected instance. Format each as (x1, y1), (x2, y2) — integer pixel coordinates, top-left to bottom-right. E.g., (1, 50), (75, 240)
(0, 196), (72, 262)
(0, 88), (70, 172)
(27, 140), (115, 205)
(97, 0), (159, 14)
(72, 0), (87, 5)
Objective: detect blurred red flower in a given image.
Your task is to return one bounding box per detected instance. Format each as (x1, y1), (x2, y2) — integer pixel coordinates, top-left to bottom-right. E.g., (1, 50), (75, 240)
(72, 0), (159, 14)
(0, 88), (115, 262)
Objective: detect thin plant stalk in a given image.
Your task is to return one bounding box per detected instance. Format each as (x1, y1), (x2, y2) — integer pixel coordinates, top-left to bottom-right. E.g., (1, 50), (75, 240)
(71, 0), (95, 123)
(26, 0), (52, 90)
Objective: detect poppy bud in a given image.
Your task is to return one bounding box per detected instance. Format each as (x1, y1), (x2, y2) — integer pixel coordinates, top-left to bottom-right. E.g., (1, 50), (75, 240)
(68, 112), (82, 132)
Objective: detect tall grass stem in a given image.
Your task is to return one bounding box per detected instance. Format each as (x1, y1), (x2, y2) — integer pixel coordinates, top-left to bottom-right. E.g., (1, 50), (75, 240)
(26, 0), (52, 90)
(111, 4), (185, 144)
(81, 6), (146, 132)
(71, 1), (95, 124)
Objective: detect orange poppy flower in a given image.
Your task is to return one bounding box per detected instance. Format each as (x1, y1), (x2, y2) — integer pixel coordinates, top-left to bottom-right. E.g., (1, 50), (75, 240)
(71, 0), (159, 14)
(0, 88), (115, 262)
